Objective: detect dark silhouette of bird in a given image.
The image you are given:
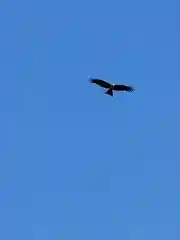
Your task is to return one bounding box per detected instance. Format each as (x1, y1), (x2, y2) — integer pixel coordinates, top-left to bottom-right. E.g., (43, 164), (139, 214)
(88, 77), (136, 96)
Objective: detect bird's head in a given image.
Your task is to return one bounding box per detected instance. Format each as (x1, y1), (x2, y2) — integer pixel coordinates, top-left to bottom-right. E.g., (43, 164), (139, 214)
(112, 83), (115, 89)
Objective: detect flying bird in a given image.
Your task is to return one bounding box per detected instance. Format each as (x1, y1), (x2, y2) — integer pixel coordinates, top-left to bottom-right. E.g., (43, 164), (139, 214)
(88, 77), (136, 96)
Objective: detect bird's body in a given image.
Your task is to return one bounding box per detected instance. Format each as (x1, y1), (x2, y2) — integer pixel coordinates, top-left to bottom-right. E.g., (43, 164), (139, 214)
(89, 77), (135, 96)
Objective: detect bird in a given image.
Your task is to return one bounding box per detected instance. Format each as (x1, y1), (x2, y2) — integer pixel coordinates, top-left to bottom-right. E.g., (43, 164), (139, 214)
(88, 76), (136, 96)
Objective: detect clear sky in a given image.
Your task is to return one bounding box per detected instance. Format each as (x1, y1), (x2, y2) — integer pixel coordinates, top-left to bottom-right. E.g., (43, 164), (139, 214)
(0, 0), (180, 239)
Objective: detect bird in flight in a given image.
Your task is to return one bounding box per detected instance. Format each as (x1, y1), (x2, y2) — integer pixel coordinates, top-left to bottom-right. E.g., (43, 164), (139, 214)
(88, 76), (136, 96)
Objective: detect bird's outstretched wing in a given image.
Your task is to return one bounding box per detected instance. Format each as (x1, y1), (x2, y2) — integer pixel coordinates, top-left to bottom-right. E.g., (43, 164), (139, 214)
(113, 84), (135, 92)
(90, 78), (112, 89)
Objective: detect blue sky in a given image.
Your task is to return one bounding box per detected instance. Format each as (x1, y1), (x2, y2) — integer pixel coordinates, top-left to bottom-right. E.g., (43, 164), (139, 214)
(0, 0), (180, 239)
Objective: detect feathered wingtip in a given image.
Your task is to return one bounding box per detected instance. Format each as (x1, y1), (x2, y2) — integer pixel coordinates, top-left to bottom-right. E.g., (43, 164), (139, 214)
(88, 76), (92, 83)
(129, 85), (136, 92)
(133, 87), (136, 92)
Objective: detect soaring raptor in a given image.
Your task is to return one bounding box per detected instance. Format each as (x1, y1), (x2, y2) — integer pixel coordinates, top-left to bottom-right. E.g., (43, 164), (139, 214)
(89, 77), (136, 96)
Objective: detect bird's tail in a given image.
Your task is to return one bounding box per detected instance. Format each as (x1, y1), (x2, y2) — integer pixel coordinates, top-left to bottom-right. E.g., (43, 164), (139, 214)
(105, 88), (113, 96)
